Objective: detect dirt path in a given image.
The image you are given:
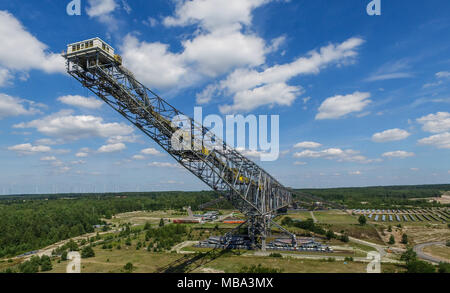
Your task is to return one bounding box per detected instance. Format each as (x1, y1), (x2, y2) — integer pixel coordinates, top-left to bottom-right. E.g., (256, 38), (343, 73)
(170, 241), (199, 254)
(310, 211), (318, 223)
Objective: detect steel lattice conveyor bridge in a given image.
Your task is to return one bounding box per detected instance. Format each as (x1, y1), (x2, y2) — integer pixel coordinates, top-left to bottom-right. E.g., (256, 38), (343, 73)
(63, 38), (296, 250)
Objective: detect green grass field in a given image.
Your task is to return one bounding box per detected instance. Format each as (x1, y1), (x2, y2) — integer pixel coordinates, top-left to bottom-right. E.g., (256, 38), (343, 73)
(47, 245), (402, 273)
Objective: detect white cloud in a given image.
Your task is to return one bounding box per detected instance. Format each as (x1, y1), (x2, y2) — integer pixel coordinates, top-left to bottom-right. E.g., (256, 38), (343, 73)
(76, 152), (89, 158)
(372, 128), (411, 143)
(365, 60), (413, 82)
(410, 168), (419, 171)
(148, 162), (179, 168)
(121, 35), (190, 89)
(106, 134), (139, 144)
(0, 11), (65, 76)
(0, 93), (41, 119)
(86, 0), (117, 17)
(141, 148), (161, 156)
(436, 71), (450, 78)
(418, 132), (450, 149)
(0, 67), (11, 86)
(316, 91), (371, 120)
(132, 154), (146, 160)
(217, 37), (365, 113)
(293, 148), (375, 163)
(417, 112), (450, 133)
(57, 95), (103, 109)
(294, 141), (322, 149)
(14, 110), (134, 141)
(40, 156), (57, 161)
(349, 171), (362, 175)
(219, 82), (302, 113)
(163, 0), (270, 31)
(181, 30), (266, 77)
(97, 143), (126, 153)
(382, 151), (415, 158)
(294, 161), (307, 166)
(8, 143), (51, 155)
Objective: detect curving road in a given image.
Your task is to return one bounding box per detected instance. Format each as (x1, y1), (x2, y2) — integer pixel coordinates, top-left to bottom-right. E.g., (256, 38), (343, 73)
(413, 241), (448, 264)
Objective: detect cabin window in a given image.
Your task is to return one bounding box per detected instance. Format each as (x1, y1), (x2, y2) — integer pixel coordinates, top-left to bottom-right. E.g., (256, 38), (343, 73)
(81, 43), (84, 49)
(76, 44), (80, 50)
(102, 43), (106, 50)
(85, 42), (89, 48)
(72, 45), (76, 51)
(89, 41), (93, 47)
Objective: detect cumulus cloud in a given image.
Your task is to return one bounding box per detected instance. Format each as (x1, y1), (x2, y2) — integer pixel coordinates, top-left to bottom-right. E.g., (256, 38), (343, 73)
(0, 68), (11, 86)
(349, 171), (362, 175)
(86, 0), (117, 17)
(436, 71), (450, 78)
(132, 154), (146, 160)
(163, 0), (270, 31)
(76, 152), (89, 158)
(121, 0), (287, 92)
(8, 143), (51, 155)
(219, 82), (302, 113)
(293, 148), (376, 163)
(141, 148), (161, 156)
(0, 93), (41, 119)
(418, 132), (450, 149)
(216, 38), (364, 113)
(372, 128), (411, 143)
(382, 151), (415, 158)
(316, 91), (371, 120)
(13, 110), (134, 142)
(97, 143), (126, 153)
(417, 112), (450, 133)
(294, 141), (322, 149)
(148, 162), (179, 168)
(57, 95), (103, 109)
(0, 11), (65, 78)
(40, 156), (57, 161)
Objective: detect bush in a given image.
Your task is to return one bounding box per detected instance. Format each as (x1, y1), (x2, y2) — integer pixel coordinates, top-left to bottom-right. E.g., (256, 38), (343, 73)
(437, 262), (450, 273)
(61, 251), (68, 261)
(358, 215), (366, 225)
(400, 247), (417, 264)
(340, 234), (349, 243)
(40, 255), (52, 272)
(81, 246), (95, 258)
(326, 230), (335, 240)
(269, 253), (282, 258)
(388, 235), (395, 245)
(401, 234), (408, 244)
(344, 257), (354, 262)
(123, 262), (134, 272)
(406, 260), (436, 273)
(239, 264), (282, 273)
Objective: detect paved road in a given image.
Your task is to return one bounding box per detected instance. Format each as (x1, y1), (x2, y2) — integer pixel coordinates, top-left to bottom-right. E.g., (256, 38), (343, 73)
(414, 241), (448, 264)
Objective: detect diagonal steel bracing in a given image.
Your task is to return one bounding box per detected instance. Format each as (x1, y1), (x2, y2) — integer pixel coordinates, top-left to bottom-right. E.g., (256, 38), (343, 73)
(64, 49), (296, 249)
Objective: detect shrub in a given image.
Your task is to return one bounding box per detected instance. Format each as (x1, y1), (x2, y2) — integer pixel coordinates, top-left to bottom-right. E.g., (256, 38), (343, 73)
(81, 246), (95, 258)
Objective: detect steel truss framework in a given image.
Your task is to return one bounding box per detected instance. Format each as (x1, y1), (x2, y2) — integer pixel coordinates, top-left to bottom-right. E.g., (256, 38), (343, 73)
(65, 49), (296, 249)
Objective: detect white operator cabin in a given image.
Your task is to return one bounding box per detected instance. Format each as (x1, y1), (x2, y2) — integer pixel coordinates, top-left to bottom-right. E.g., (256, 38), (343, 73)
(65, 37), (122, 65)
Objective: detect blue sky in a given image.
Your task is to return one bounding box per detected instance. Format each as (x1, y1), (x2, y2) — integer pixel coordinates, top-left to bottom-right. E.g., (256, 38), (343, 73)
(0, 0), (449, 194)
